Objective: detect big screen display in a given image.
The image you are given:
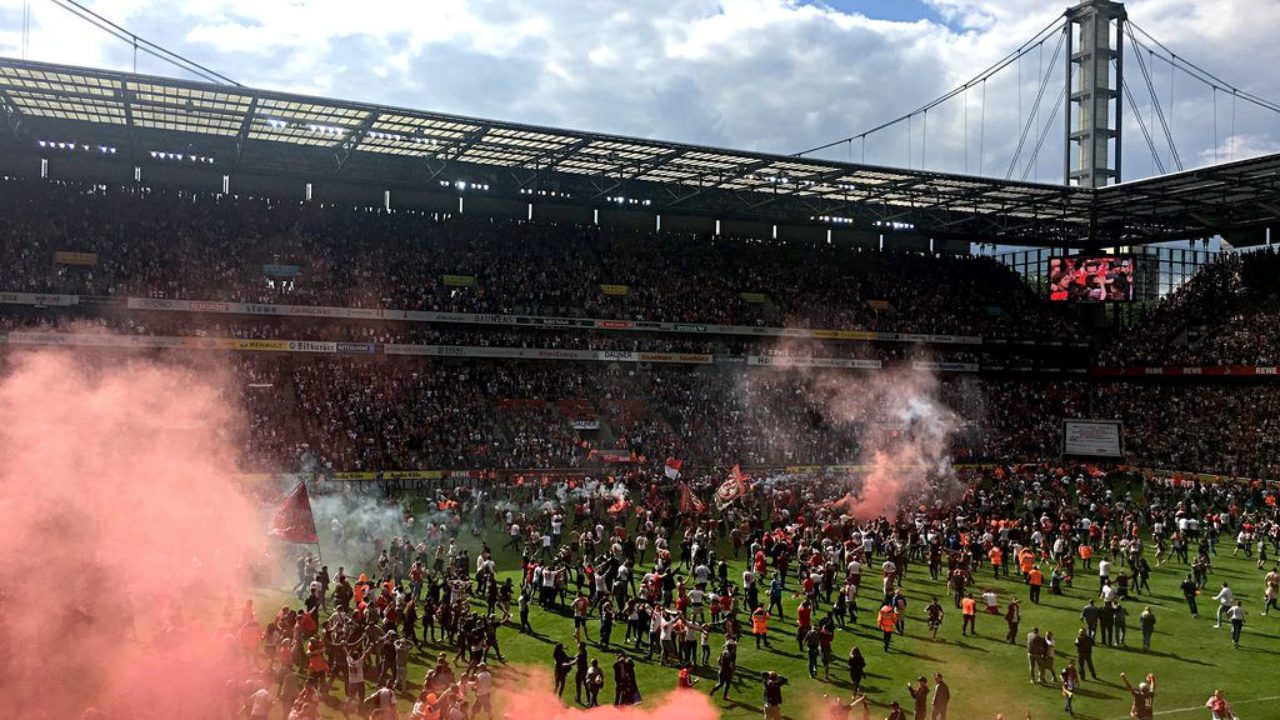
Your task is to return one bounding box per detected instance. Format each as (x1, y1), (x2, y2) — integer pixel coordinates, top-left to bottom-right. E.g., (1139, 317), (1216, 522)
(1048, 255), (1135, 302)
(1062, 419), (1123, 458)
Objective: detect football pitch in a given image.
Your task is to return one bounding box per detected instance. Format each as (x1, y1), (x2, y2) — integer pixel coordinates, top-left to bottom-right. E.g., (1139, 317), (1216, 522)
(259, 524), (1280, 720)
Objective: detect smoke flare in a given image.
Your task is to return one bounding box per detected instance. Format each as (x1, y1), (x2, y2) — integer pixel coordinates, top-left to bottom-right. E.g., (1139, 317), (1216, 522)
(0, 348), (266, 718)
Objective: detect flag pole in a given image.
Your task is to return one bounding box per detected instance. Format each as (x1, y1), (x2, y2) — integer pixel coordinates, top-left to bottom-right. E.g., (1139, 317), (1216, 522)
(310, 477), (324, 566)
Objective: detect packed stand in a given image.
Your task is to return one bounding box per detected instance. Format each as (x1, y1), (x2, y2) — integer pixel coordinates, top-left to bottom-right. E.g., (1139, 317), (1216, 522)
(1, 179), (1077, 338)
(1100, 249), (1280, 366)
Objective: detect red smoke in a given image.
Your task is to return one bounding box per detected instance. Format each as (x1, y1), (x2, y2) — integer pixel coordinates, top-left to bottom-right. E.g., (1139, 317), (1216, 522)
(726, 362), (957, 521)
(825, 449), (909, 520)
(496, 667), (719, 720)
(0, 348), (266, 718)
(820, 366), (962, 520)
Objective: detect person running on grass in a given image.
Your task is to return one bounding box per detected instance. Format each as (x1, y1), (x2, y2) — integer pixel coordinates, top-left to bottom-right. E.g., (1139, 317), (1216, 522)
(925, 597), (944, 641)
(1226, 600), (1247, 648)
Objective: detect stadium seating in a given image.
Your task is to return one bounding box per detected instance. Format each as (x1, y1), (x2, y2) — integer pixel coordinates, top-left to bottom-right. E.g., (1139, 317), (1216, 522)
(2, 178), (1278, 481)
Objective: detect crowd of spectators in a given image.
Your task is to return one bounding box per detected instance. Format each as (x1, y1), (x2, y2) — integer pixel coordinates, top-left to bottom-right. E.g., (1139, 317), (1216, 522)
(0, 307), (992, 365)
(1, 179), (1074, 338)
(291, 360), (494, 472)
(3, 177), (1279, 481)
(1100, 249), (1280, 366)
(222, 356), (1280, 481)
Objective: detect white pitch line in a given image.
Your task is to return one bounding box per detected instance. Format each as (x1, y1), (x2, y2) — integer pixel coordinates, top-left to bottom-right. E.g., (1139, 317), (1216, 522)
(1105, 694), (1280, 719)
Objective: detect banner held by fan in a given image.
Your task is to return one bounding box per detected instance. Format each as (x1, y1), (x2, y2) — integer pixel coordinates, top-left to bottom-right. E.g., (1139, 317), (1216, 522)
(270, 481), (320, 548)
(714, 464), (749, 510)
(679, 481), (706, 514)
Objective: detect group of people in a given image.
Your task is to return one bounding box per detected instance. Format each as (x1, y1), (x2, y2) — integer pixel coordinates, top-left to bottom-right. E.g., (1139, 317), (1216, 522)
(0, 177), (1067, 337)
(1098, 247), (1280, 367)
(223, 458), (1279, 720)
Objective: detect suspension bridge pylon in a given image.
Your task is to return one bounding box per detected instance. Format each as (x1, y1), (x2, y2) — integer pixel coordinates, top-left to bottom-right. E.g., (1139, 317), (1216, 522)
(1065, 0), (1127, 188)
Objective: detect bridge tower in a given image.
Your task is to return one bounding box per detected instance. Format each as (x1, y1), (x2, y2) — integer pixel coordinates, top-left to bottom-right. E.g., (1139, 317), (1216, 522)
(1065, 0), (1127, 188)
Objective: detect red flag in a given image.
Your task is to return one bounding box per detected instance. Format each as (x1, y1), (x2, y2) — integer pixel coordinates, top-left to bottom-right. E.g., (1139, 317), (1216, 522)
(679, 482), (706, 514)
(714, 464), (749, 510)
(664, 457), (684, 480)
(270, 482), (318, 544)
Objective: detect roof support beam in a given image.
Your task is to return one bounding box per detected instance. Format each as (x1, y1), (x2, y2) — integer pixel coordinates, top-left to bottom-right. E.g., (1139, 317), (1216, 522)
(662, 159), (775, 207)
(739, 168), (858, 212)
(0, 87), (21, 141)
(234, 96), (259, 165)
(1, 84), (245, 122)
(333, 111), (380, 172)
(623, 148), (688, 181)
(519, 137), (590, 172)
(117, 82), (139, 165)
(434, 126), (488, 162)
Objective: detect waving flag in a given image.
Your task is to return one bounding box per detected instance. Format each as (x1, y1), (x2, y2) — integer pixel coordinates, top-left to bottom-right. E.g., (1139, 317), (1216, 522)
(664, 457), (684, 480)
(269, 481), (319, 544)
(679, 482), (707, 514)
(714, 464), (749, 510)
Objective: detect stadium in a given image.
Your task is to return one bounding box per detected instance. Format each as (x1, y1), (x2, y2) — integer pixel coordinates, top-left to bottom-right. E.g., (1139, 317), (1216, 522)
(1, 1), (1278, 719)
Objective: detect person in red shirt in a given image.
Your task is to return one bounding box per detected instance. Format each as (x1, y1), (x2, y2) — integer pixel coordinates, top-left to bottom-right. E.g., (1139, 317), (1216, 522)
(802, 574), (816, 602)
(795, 599), (813, 651)
(572, 591), (591, 643)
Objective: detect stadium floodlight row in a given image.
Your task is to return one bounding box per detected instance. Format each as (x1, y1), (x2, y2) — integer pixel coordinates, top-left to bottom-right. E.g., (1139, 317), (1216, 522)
(0, 56), (1277, 248)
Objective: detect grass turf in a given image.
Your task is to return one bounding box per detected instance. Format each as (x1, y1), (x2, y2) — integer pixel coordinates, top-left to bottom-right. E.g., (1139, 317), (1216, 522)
(257, 524), (1280, 720)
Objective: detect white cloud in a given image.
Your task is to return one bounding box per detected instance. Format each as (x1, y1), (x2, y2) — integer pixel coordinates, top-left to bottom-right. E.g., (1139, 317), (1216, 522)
(1, 0), (1277, 182)
(1196, 133), (1280, 167)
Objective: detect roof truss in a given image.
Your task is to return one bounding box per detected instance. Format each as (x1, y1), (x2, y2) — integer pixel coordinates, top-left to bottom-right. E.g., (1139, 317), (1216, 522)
(2, 57), (1278, 248)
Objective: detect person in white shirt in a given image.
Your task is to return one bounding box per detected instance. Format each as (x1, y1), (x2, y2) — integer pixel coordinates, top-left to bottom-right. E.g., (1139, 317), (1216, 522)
(847, 558), (863, 583)
(1213, 583), (1235, 628)
(473, 664), (493, 716)
(689, 587), (706, 622)
(244, 685), (272, 720)
(541, 566), (558, 606)
(364, 680), (398, 720)
(1101, 581), (1118, 605)
(1226, 601), (1247, 648)
(1098, 559), (1112, 591)
(694, 563), (711, 586)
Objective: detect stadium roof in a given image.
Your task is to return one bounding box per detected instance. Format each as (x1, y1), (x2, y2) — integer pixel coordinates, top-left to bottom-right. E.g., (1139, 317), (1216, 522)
(1, 57), (1277, 248)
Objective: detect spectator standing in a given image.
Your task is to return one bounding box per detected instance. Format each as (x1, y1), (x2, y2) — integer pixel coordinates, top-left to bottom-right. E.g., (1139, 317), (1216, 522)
(1139, 607), (1156, 652)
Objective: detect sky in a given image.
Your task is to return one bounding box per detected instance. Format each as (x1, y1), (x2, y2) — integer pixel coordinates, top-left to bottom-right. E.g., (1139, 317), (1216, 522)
(1, 0), (1278, 183)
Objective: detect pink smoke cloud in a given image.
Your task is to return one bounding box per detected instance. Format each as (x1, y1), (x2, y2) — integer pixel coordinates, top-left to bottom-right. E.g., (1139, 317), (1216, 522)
(818, 366), (963, 520)
(0, 348), (266, 718)
(495, 667), (719, 720)
(732, 353), (963, 521)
